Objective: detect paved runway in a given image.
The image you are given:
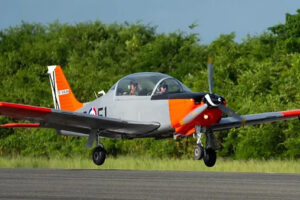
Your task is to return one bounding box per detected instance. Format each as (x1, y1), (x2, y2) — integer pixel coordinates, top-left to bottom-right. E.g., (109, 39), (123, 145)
(0, 169), (299, 200)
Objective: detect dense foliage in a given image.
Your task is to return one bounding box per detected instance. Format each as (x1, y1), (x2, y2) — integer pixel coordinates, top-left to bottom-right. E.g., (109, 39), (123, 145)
(1, 10), (300, 160)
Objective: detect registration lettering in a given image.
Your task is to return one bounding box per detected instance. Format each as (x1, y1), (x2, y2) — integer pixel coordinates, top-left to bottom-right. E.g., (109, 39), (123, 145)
(58, 89), (69, 95)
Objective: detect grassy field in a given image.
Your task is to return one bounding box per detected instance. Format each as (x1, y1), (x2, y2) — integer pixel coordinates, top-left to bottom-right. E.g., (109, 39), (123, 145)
(0, 156), (299, 173)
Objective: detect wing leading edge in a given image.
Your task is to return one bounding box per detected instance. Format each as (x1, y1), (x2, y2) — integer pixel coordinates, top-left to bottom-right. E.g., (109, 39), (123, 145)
(211, 110), (300, 131)
(0, 102), (160, 137)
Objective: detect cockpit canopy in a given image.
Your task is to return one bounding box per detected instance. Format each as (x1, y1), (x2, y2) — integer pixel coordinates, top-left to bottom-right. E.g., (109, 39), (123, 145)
(114, 72), (192, 96)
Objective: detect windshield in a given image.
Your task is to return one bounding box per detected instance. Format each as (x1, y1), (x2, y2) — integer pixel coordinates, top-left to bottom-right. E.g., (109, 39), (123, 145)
(153, 78), (192, 95)
(116, 72), (192, 96)
(116, 73), (169, 96)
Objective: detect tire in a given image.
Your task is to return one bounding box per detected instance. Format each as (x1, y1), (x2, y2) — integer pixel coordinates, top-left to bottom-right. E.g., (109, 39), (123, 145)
(92, 146), (107, 166)
(194, 145), (204, 160)
(203, 148), (216, 167)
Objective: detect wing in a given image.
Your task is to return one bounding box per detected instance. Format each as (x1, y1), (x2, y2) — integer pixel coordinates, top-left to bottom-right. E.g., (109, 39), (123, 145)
(0, 102), (160, 137)
(211, 110), (300, 131)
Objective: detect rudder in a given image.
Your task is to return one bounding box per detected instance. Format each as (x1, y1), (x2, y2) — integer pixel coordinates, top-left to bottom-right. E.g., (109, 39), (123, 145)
(47, 65), (83, 111)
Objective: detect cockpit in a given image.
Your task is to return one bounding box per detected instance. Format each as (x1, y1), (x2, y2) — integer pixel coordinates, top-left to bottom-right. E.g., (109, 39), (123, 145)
(114, 72), (192, 96)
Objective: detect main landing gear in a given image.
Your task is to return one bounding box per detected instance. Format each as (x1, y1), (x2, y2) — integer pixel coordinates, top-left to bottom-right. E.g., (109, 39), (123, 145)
(194, 126), (217, 167)
(92, 145), (106, 166)
(86, 130), (107, 166)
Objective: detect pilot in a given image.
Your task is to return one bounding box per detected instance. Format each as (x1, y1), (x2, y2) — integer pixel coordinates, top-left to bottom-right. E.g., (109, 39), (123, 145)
(129, 80), (138, 95)
(158, 82), (168, 94)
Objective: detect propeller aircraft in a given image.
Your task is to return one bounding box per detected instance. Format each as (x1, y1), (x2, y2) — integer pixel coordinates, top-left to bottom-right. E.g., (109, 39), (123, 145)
(1, 59), (300, 167)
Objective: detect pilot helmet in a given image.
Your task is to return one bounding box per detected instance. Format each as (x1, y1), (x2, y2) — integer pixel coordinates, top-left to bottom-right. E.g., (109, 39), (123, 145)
(160, 82), (168, 90)
(128, 80), (138, 89)
(130, 80), (138, 86)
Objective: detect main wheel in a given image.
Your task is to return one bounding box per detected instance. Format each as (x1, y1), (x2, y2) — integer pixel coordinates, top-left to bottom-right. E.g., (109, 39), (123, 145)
(203, 148), (216, 167)
(92, 146), (107, 166)
(194, 145), (204, 160)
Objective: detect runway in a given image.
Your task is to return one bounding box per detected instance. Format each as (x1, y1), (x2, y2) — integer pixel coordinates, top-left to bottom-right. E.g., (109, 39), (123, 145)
(0, 169), (299, 200)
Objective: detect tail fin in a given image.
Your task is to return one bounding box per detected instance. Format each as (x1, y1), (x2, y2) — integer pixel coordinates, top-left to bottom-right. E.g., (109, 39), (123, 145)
(47, 65), (83, 111)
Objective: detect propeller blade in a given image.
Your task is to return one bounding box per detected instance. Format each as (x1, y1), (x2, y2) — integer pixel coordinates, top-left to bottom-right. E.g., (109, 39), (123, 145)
(207, 58), (214, 94)
(219, 104), (243, 120)
(177, 103), (208, 127)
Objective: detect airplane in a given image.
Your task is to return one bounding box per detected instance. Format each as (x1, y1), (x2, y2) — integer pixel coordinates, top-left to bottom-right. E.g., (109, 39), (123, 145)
(1, 59), (300, 167)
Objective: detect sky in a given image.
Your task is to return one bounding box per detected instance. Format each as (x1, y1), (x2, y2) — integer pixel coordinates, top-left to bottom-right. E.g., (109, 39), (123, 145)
(0, 0), (300, 44)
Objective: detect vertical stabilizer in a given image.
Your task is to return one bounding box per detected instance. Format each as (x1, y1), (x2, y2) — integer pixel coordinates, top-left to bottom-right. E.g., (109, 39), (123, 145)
(47, 65), (83, 111)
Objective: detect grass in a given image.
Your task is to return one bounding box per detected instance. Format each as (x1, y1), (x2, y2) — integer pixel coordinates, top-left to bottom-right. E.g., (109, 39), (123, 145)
(0, 156), (299, 173)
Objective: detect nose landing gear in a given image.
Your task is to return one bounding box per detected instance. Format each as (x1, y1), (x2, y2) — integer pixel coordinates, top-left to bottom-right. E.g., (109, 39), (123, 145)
(194, 126), (204, 160)
(194, 125), (217, 167)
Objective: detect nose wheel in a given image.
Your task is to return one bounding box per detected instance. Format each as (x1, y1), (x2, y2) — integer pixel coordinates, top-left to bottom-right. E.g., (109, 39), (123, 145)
(203, 148), (216, 167)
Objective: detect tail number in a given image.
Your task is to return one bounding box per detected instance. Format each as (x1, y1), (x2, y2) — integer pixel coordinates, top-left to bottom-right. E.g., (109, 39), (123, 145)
(58, 89), (69, 95)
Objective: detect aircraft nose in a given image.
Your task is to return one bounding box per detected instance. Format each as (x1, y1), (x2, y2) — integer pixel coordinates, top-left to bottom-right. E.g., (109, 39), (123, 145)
(207, 93), (226, 106)
(219, 96), (226, 105)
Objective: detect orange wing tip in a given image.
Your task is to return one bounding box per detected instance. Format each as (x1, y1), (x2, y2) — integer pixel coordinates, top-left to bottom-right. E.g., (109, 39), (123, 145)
(0, 102), (52, 120)
(1, 123), (40, 128)
(281, 110), (300, 117)
(0, 102), (51, 112)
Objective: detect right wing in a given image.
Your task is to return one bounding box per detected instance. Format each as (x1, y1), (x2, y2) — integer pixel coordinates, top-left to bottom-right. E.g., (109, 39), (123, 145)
(211, 110), (300, 131)
(0, 102), (160, 137)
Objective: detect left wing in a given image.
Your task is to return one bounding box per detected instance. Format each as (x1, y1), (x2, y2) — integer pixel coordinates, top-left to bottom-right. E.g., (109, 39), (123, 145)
(211, 110), (300, 131)
(0, 102), (160, 137)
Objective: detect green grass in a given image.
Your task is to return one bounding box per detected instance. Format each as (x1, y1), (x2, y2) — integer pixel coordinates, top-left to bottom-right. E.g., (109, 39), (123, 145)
(0, 156), (299, 173)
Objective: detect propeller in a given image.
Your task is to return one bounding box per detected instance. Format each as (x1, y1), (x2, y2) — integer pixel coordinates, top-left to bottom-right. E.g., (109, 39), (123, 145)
(218, 104), (243, 120)
(208, 57), (214, 94)
(176, 58), (244, 127)
(206, 58), (243, 119)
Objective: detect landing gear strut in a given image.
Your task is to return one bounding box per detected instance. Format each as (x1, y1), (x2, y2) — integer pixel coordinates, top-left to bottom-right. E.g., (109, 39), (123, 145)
(87, 131), (107, 166)
(194, 126), (204, 160)
(194, 126), (217, 167)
